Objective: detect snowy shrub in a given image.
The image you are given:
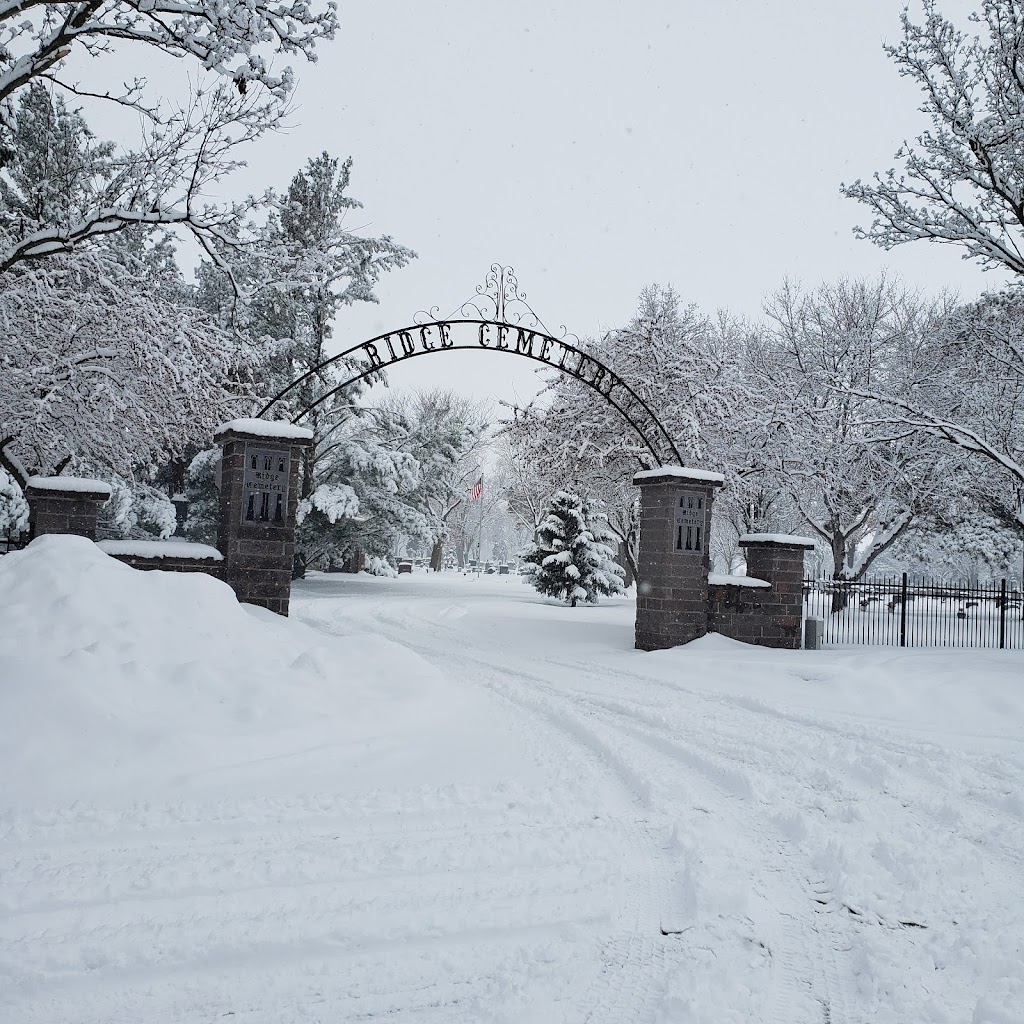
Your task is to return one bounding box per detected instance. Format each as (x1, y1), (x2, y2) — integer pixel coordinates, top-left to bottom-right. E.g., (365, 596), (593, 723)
(363, 555), (397, 577)
(521, 491), (625, 607)
(0, 468), (29, 534)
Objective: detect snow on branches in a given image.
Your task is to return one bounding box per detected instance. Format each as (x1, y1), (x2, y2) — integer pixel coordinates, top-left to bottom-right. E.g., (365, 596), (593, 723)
(843, 0), (1024, 276)
(752, 277), (951, 579)
(0, 245), (248, 484)
(0, 0), (338, 271)
(848, 286), (1024, 533)
(0, 0), (336, 109)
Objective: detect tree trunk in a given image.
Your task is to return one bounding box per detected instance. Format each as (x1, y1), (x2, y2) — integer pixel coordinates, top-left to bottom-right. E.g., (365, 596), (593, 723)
(830, 582), (851, 614)
(429, 537), (444, 571)
(829, 533), (850, 613)
(617, 541), (636, 588)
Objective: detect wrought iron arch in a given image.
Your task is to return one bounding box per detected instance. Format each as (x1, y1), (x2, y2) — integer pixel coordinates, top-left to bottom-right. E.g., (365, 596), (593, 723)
(256, 319), (683, 467)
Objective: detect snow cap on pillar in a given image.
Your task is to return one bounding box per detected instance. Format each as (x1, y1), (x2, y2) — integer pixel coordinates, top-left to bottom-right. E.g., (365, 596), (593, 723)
(24, 476), (112, 500)
(214, 417), (314, 445)
(632, 466), (725, 487)
(739, 533), (816, 548)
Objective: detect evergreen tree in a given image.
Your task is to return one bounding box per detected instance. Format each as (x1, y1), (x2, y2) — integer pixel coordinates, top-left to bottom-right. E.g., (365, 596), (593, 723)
(194, 152), (415, 566)
(522, 492), (626, 607)
(0, 82), (115, 237)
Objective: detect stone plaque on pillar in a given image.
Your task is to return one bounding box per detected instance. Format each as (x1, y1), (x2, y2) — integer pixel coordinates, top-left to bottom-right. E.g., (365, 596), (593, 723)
(240, 447), (290, 524)
(214, 418), (314, 617)
(633, 466), (724, 651)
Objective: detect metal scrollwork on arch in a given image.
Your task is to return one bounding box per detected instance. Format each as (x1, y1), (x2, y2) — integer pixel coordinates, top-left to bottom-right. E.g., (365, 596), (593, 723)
(257, 267), (682, 467)
(415, 264), (580, 346)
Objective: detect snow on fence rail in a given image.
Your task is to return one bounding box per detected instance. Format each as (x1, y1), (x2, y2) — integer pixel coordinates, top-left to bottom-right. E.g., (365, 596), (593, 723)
(803, 573), (1024, 649)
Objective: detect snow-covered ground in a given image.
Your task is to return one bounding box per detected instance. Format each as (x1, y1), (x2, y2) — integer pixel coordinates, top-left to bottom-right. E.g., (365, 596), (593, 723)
(2, 540), (1022, 1023)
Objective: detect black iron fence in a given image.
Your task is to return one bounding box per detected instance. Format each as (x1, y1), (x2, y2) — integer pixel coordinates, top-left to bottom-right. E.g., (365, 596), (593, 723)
(0, 527), (31, 556)
(804, 574), (1024, 649)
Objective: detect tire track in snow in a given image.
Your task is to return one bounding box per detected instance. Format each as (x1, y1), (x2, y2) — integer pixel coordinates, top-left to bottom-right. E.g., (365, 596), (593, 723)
(508, 672), (855, 1024)
(338, 605), (687, 1023)
(482, 681), (685, 1023)
(363, 598), (873, 1023)
(1, 794), (621, 1024)
(362, 613), (844, 1024)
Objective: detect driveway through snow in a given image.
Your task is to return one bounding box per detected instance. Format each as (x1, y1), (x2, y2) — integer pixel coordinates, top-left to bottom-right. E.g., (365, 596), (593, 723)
(293, 571), (1023, 1024)
(2, 562), (1023, 1023)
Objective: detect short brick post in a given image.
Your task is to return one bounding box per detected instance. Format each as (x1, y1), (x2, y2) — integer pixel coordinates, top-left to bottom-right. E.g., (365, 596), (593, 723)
(214, 418), (314, 617)
(24, 476), (111, 540)
(633, 467), (724, 650)
(738, 534), (816, 649)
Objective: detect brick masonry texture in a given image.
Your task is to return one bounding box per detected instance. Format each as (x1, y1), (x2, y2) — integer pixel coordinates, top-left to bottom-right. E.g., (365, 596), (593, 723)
(634, 474), (811, 651)
(25, 488), (108, 541)
(106, 554), (226, 579)
(710, 540), (809, 650)
(634, 477), (721, 651)
(216, 428), (312, 617)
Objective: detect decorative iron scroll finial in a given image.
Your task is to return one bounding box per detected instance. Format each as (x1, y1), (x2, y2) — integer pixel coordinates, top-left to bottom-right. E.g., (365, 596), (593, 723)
(414, 263), (576, 342)
(478, 263), (523, 322)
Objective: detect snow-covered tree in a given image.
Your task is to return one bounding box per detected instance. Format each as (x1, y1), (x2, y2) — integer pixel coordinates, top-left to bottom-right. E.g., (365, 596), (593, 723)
(751, 277), (951, 593)
(506, 286), (750, 582)
(0, 82), (114, 236)
(0, 0), (337, 273)
(0, 466), (28, 534)
(838, 2), (1024, 543)
(848, 287), (1024, 535)
(368, 390), (490, 570)
(0, 84), (251, 490)
(521, 491), (625, 607)
(842, 0), (1024, 277)
(0, 244), (248, 484)
(191, 152), (414, 566)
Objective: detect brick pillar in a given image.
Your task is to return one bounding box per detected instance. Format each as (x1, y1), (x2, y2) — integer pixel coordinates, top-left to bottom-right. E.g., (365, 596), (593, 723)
(633, 467), (724, 650)
(24, 476), (111, 540)
(739, 534), (816, 649)
(214, 419), (314, 617)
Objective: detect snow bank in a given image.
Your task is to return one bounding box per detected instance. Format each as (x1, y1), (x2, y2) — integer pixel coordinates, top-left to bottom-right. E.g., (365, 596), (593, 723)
(24, 475), (111, 496)
(97, 539), (223, 560)
(214, 417), (314, 441)
(0, 536), (456, 805)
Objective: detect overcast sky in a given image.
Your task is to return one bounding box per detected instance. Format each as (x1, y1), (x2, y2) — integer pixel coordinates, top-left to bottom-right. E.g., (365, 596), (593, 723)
(220, 0), (997, 408)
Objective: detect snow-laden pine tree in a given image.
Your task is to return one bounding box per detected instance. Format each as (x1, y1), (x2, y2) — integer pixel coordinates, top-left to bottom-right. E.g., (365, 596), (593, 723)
(521, 492), (625, 607)
(192, 152), (415, 565)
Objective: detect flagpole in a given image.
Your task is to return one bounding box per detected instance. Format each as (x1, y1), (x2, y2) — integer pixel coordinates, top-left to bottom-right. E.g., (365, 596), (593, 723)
(476, 473), (484, 576)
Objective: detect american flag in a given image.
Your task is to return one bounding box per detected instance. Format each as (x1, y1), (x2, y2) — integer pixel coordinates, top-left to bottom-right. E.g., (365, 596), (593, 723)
(469, 476), (483, 501)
